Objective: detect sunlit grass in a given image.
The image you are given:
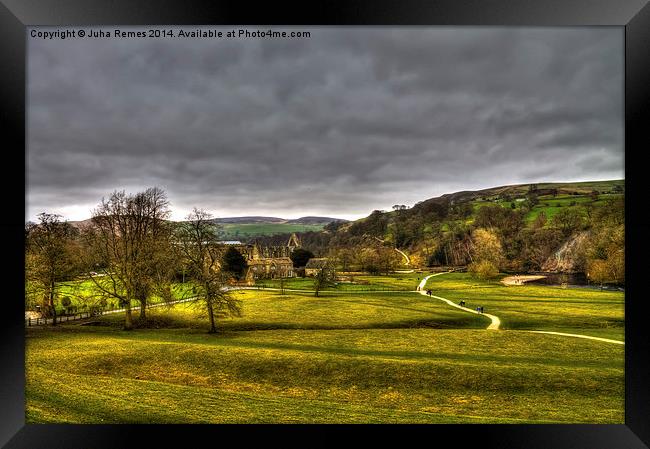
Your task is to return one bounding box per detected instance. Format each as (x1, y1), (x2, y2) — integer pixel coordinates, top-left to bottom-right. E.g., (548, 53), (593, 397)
(96, 290), (488, 331)
(424, 273), (624, 339)
(258, 272), (427, 291)
(25, 272), (625, 424)
(26, 326), (623, 424)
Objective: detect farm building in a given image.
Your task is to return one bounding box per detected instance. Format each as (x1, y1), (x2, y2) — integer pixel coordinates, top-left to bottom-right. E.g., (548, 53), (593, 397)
(305, 258), (331, 277)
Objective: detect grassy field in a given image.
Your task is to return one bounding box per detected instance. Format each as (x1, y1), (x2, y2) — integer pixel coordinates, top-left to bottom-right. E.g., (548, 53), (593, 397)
(424, 273), (624, 340)
(32, 279), (196, 316)
(220, 223), (324, 239)
(95, 289), (487, 331)
(25, 272), (625, 424)
(469, 191), (623, 224)
(258, 272), (427, 291)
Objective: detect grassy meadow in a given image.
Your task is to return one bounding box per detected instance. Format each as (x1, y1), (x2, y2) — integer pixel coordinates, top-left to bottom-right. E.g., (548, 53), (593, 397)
(470, 192), (623, 225)
(30, 279), (197, 316)
(26, 272), (624, 424)
(258, 271), (426, 291)
(424, 273), (624, 340)
(220, 223), (324, 239)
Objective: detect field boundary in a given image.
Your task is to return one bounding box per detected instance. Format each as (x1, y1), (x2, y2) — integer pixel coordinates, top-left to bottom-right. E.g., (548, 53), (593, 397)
(28, 273), (625, 344)
(25, 296), (199, 327)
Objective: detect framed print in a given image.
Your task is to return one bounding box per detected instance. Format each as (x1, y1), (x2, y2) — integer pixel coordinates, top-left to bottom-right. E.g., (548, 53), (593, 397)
(1, 0), (649, 447)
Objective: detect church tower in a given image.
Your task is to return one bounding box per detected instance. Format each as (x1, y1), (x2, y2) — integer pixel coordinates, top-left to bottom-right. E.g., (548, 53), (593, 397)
(287, 233), (301, 252)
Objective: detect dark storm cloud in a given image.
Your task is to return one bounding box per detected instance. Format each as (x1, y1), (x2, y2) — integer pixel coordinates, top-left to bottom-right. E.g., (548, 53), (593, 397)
(27, 27), (623, 221)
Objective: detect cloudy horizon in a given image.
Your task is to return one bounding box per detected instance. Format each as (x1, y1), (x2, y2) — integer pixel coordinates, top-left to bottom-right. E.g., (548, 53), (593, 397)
(27, 26), (623, 223)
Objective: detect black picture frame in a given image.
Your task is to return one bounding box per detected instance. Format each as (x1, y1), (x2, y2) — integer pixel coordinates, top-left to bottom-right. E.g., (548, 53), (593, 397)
(1, 1), (648, 447)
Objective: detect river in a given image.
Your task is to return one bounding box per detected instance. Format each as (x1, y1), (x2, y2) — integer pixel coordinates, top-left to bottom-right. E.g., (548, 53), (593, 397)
(527, 272), (624, 291)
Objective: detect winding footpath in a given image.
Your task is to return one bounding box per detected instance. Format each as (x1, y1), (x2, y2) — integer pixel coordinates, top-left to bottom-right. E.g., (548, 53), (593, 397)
(523, 330), (624, 345)
(418, 273), (500, 330)
(417, 273), (624, 345)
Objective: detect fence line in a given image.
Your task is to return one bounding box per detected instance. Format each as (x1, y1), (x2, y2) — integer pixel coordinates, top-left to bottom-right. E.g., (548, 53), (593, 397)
(25, 296), (199, 327)
(254, 284), (416, 293)
(26, 273), (453, 326)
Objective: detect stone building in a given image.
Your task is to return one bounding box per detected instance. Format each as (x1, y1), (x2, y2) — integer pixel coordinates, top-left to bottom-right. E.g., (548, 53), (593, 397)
(305, 258), (331, 277)
(242, 233), (301, 282)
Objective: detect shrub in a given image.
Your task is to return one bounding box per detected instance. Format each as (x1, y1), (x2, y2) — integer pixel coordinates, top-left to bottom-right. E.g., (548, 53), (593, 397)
(468, 260), (499, 280)
(366, 264), (380, 275)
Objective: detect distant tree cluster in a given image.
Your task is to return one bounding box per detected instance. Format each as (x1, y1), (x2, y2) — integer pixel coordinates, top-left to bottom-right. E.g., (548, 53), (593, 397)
(319, 188), (623, 285)
(25, 188), (244, 332)
(26, 185), (625, 331)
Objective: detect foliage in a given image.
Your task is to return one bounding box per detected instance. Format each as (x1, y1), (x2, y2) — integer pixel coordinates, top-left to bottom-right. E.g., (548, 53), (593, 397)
(582, 197), (624, 285)
(517, 227), (563, 271)
(551, 207), (587, 236)
(221, 246), (248, 280)
(312, 259), (337, 297)
(81, 187), (174, 329)
(470, 228), (504, 268)
(174, 208), (242, 333)
(468, 259), (499, 280)
(290, 248), (314, 268)
(25, 213), (79, 324)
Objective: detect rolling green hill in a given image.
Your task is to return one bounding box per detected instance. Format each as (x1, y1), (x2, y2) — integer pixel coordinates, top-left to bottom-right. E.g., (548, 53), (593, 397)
(26, 272), (624, 424)
(219, 222), (325, 239)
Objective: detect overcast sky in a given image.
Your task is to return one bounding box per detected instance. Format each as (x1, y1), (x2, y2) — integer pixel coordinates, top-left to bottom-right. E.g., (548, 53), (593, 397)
(27, 27), (623, 222)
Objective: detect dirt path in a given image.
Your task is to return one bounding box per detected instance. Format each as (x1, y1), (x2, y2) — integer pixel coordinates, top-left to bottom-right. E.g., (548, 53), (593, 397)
(522, 330), (624, 345)
(418, 273), (501, 330)
(417, 273), (624, 344)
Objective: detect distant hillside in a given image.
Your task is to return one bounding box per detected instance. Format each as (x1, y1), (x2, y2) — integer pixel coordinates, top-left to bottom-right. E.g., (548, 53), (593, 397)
(342, 179), (623, 232)
(414, 180), (623, 212)
(214, 216), (345, 225)
(69, 215), (348, 240)
(67, 218), (94, 230)
(306, 179), (624, 279)
(216, 216), (287, 224)
(286, 216), (347, 225)
(211, 216), (347, 239)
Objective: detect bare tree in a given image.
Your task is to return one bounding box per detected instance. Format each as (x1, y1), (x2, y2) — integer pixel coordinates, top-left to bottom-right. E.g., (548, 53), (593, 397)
(376, 245), (401, 275)
(81, 187), (173, 330)
(174, 208), (242, 333)
(312, 259), (337, 297)
(276, 264), (289, 295)
(25, 213), (78, 325)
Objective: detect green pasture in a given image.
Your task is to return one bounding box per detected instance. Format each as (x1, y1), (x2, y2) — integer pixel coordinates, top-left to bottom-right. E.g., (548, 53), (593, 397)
(95, 289), (486, 331)
(470, 193), (623, 225)
(26, 325), (623, 424)
(25, 272), (625, 424)
(220, 223), (324, 239)
(424, 273), (624, 340)
(257, 272), (426, 292)
(34, 279), (196, 315)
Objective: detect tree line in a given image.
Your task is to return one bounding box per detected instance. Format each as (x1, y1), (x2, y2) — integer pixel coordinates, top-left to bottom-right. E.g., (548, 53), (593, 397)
(25, 187), (245, 332)
(258, 193), (625, 285)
